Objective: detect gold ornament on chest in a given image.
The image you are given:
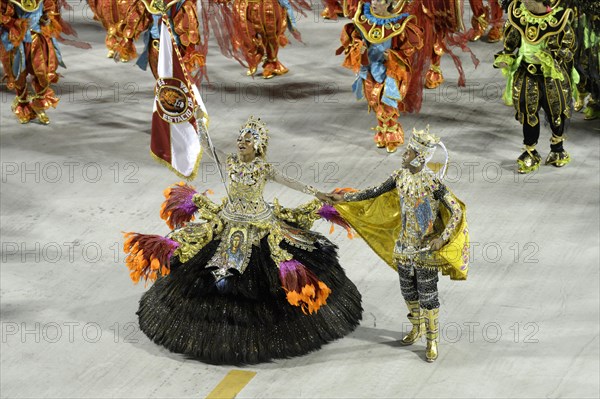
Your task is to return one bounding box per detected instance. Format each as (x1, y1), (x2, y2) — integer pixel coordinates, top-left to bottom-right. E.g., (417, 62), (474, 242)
(369, 26), (384, 41)
(9, 0), (42, 12)
(526, 26), (538, 41)
(141, 0), (180, 14)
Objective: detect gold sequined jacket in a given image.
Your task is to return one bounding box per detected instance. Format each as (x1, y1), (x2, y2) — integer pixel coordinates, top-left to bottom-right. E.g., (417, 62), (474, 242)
(344, 168), (462, 269)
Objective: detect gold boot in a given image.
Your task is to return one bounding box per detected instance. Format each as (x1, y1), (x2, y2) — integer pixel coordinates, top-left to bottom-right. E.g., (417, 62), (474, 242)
(487, 24), (503, 43)
(470, 10), (489, 42)
(372, 116), (390, 149)
(401, 300), (424, 345)
(574, 91), (587, 112)
(517, 145), (541, 174)
(424, 308), (439, 362)
(385, 128), (404, 153)
(425, 65), (444, 89)
(11, 96), (35, 124)
(545, 151), (571, 167)
(545, 135), (570, 167)
(584, 99), (600, 120)
(34, 110), (50, 125)
(246, 65), (257, 76)
(262, 59), (288, 79)
(373, 129), (386, 148)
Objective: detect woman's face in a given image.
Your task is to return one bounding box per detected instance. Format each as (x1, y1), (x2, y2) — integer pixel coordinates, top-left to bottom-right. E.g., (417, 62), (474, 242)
(231, 235), (241, 250)
(237, 132), (256, 159)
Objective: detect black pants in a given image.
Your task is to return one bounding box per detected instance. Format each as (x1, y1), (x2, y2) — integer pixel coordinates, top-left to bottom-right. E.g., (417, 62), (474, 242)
(518, 73), (567, 152)
(397, 264), (440, 310)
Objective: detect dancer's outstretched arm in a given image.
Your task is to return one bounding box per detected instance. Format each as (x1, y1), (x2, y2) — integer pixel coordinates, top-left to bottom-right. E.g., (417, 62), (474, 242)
(328, 176), (397, 203)
(269, 167), (329, 202)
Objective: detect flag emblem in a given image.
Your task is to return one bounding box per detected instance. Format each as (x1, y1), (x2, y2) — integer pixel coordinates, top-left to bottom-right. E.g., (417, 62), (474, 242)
(156, 78), (194, 124)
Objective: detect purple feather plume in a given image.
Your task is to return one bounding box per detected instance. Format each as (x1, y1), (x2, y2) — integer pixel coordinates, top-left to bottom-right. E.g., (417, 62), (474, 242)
(318, 204), (354, 238)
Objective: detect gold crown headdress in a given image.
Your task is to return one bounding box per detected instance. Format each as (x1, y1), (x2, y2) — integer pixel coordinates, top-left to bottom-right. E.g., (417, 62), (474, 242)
(408, 126), (449, 177)
(238, 116), (269, 158)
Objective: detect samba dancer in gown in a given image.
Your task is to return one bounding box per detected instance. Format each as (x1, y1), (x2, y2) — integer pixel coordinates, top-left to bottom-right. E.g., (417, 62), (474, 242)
(123, 116), (362, 364)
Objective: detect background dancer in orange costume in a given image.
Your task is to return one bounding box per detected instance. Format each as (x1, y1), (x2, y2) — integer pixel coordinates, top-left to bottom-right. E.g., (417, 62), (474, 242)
(1, 0), (88, 124)
(118, 0), (206, 81)
(469, 0), (504, 42)
(231, 0), (310, 78)
(337, 0), (425, 153)
(87, 0), (130, 60)
(321, 0), (344, 20)
(414, 0), (477, 89)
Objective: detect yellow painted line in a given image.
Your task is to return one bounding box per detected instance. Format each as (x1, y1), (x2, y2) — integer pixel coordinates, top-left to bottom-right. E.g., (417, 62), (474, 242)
(205, 370), (257, 399)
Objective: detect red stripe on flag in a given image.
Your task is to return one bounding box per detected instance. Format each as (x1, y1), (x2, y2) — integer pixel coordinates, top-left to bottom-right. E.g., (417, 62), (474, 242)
(151, 111), (172, 164)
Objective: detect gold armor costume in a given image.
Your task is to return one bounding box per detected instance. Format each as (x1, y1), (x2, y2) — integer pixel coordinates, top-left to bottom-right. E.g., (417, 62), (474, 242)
(337, 0), (424, 152)
(494, 0), (578, 173)
(335, 128), (469, 362)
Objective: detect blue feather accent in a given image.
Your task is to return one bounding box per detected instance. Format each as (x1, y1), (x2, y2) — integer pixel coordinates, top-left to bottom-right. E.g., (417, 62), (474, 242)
(362, 3), (409, 26)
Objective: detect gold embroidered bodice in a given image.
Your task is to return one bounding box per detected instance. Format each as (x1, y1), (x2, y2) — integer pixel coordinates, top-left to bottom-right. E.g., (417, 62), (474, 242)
(221, 154), (273, 222)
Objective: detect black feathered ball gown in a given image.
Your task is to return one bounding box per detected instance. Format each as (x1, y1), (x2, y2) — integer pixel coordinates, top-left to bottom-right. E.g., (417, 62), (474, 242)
(125, 154), (362, 365)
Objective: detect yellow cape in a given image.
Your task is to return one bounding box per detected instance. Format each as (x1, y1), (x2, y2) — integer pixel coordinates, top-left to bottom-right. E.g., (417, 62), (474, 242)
(335, 189), (469, 280)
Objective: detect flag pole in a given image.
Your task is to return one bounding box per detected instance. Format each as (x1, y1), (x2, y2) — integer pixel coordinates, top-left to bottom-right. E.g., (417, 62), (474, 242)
(198, 121), (232, 202)
(158, 6), (231, 201)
